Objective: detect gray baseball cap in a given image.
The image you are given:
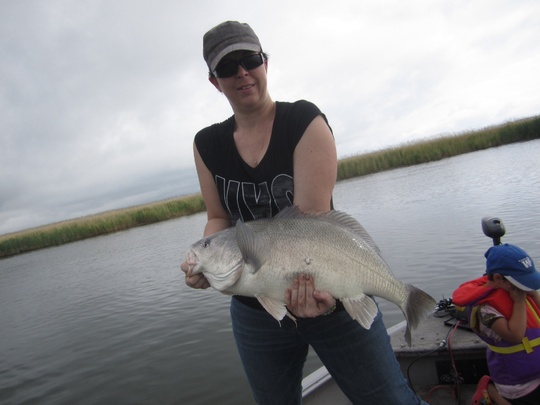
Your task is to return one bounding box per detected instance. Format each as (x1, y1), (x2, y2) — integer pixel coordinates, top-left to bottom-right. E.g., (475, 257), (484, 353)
(203, 21), (262, 73)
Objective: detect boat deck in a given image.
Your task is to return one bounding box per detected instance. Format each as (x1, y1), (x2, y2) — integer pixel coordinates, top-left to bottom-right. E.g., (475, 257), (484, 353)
(391, 313), (487, 404)
(303, 314), (487, 404)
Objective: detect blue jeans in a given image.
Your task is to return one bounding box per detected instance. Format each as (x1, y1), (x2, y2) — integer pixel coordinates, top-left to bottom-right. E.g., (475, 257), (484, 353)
(231, 297), (427, 405)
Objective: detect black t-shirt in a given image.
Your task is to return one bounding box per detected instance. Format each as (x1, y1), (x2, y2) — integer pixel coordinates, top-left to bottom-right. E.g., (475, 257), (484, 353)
(195, 100), (330, 224)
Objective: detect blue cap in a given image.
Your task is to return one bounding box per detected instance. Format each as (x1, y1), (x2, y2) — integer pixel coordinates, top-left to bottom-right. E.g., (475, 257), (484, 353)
(485, 244), (540, 291)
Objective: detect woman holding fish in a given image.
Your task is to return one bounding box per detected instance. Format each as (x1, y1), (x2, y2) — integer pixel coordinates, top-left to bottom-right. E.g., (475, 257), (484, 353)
(181, 20), (428, 405)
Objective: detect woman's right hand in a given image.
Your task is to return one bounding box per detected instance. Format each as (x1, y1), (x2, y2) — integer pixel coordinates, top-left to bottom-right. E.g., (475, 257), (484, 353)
(181, 261), (211, 289)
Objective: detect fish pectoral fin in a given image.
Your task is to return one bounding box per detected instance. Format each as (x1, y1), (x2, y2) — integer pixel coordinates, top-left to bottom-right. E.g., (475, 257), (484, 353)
(204, 265), (243, 292)
(236, 220), (269, 274)
(342, 294), (378, 330)
(256, 294), (288, 322)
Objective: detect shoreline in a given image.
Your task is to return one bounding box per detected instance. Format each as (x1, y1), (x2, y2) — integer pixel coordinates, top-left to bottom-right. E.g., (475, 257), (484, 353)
(1, 115), (539, 259)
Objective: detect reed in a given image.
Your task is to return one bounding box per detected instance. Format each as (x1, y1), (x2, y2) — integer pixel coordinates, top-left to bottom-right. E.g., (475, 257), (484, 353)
(337, 115), (540, 180)
(1, 115), (539, 259)
(0, 194), (206, 258)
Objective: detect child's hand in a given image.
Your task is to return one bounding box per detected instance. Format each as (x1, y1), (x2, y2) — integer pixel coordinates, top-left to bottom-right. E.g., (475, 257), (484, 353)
(508, 286), (527, 303)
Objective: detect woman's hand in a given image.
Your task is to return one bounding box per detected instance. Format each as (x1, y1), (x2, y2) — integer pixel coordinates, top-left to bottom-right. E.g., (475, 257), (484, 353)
(181, 261), (210, 289)
(286, 274), (336, 317)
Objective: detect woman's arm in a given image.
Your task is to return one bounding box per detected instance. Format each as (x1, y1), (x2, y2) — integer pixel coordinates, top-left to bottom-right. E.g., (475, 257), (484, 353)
(193, 142), (231, 237)
(292, 115), (337, 213)
(181, 142), (231, 289)
(286, 115), (338, 317)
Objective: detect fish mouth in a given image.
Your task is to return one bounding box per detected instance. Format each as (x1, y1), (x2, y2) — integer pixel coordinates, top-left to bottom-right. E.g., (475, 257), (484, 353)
(185, 250), (200, 274)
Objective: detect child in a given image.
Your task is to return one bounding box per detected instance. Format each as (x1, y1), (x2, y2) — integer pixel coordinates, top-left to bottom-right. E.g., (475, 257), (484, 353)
(452, 244), (540, 405)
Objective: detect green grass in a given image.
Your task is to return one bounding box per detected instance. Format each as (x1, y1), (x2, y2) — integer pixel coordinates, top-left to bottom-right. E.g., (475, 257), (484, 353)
(337, 115), (540, 180)
(0, 194), (206, 258)
(1, 115), (539, 259)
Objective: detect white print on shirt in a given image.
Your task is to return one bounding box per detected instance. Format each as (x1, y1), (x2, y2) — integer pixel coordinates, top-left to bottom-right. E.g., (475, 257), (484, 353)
(215, 174), (294, 223)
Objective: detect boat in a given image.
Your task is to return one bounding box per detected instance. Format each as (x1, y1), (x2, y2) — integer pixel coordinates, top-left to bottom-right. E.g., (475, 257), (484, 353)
(302, 216), (508, 404)
(302, 303), (487, 404)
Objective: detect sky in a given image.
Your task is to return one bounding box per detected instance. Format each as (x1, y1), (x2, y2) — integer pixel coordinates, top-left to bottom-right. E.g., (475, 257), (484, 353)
(1, 0), (539, 235)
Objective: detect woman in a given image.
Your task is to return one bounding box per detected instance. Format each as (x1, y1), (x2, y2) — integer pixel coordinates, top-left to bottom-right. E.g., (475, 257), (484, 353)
(182, 20), (426, 405)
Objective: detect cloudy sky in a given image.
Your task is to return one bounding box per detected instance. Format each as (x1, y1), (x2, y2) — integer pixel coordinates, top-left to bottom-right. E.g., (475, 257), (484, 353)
(1, 0), (539, 235)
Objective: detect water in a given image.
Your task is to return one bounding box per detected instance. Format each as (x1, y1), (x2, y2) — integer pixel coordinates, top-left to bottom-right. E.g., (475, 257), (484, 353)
(1, 140), (539, 405)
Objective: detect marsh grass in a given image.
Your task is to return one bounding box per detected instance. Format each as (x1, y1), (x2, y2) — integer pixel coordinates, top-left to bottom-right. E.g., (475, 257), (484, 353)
(0, 194), (206, 258)
(337, 115), (540, 180)
(1, 115), (539, 258)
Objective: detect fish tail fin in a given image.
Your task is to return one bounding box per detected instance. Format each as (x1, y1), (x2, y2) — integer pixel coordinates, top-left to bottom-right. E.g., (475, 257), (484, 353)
(401, 284), (436, 346)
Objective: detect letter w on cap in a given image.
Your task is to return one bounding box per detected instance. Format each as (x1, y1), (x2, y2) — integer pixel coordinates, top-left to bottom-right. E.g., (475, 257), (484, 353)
(519, 257), (533, 268)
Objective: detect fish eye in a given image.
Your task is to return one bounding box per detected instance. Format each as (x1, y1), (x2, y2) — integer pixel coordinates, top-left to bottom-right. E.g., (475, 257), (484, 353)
(201, 239), (210, 248)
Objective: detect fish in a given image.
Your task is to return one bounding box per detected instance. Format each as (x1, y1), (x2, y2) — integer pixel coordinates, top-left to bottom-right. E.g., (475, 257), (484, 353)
(185, 206), (436, 345)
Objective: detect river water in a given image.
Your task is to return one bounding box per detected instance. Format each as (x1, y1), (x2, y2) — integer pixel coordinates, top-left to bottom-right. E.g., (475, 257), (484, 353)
(1, 140), (539, 405)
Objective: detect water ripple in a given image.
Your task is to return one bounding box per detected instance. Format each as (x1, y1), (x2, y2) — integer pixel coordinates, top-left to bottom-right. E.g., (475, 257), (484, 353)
(2, 141), (539, 404)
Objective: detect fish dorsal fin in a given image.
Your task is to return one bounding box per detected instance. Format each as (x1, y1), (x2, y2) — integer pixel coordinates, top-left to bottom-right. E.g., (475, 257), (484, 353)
(235, 220), (269, 274)
(275, 206), (386, 260)
(256, 294), (288, 322)
(274, 205), (304, 219)
(342, 294), (379, 330)
(319, 210), (385, 259)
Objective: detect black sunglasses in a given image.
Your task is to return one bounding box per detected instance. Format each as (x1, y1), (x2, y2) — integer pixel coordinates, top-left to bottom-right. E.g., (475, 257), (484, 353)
(213, 53), (265, 78)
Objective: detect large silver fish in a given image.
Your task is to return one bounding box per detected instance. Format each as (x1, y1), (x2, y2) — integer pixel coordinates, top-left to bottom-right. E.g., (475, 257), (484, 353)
(185, 206), (435, 345)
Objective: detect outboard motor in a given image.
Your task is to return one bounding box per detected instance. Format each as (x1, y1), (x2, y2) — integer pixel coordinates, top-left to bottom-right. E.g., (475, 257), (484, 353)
(481, 216), (506, 246)
(448, 217), (507, 325)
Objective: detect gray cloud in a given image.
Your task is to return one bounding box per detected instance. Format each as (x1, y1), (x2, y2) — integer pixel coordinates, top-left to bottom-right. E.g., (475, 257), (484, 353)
(1, 0), (539, 234)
